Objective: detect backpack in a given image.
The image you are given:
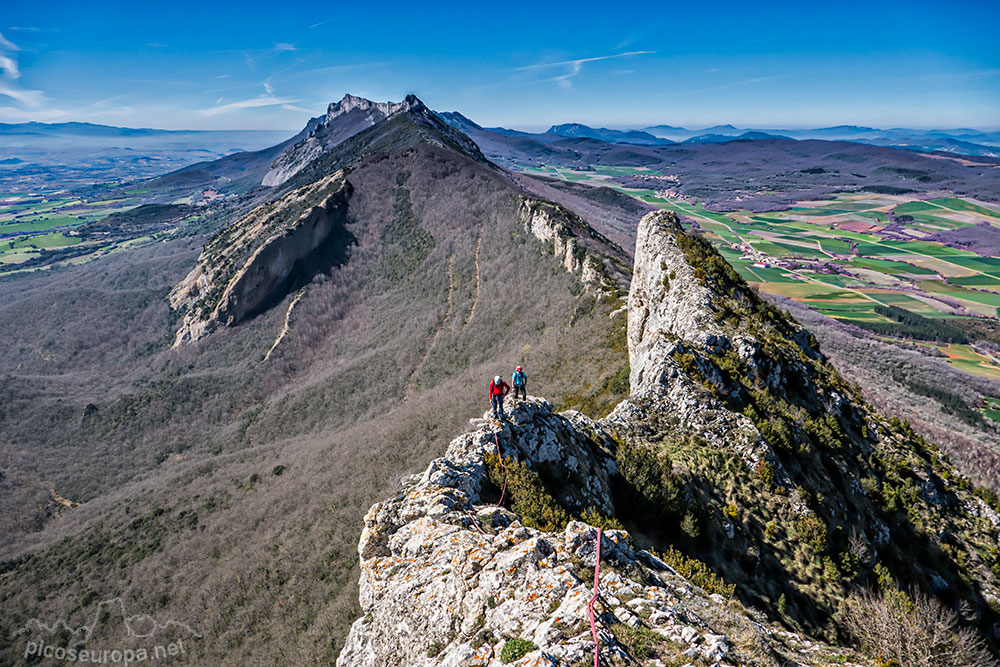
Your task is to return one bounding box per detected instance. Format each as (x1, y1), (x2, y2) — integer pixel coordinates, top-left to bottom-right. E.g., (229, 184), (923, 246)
(512, 370), (525, 386)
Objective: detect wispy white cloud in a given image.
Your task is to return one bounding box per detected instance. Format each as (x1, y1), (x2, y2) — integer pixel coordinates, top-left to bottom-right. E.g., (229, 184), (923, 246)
(0, 54), (20, 79)
(677, 75), (782, 96)
(290, 61), (386, 78)
(274, 42), (296, 52)
(264, 81), (274, 95)
(281, 103), (314, 113)
(516, 50), (656, 90)
(309, 20), (328, 29)
(216, 74), (231, 79)
(0, 83), (45, 107)
(200, 95), (296, 116)
(0, 31), (19, 51)
(0, 32), (43, 107)
(917, 69), (1000, 81)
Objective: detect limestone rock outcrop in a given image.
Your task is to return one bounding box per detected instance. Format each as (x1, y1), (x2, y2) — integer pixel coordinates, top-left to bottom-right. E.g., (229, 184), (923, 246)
(517, 198), (629, 293)
(262, 95), (415, 187)
(607, 211), (776, 471)
(336, 398), (844, 666)
(169, 173), (352, 345)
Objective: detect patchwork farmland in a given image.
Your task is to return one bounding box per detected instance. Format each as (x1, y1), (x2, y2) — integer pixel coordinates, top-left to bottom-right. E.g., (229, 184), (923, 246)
(519, 163), (1000, 382)
(0, 186), (220, 272)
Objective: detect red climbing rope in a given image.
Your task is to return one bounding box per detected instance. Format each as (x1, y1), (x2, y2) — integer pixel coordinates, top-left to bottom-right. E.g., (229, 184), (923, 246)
(493, 426), (508, 508)
(466, 423), (509, 536)
(587, 527), (603, 667)
(465, 509), (489, 535)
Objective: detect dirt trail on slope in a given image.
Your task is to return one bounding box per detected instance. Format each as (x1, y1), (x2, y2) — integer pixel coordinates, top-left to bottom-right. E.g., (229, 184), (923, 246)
(406, 255), (456, 398)
(264, 287), (309, 361)
(465, 230), (482, 325)
(41, 482), (78, 509)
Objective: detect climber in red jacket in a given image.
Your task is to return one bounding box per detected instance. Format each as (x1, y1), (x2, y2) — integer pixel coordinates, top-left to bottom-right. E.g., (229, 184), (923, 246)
(489, 375), (510, 420)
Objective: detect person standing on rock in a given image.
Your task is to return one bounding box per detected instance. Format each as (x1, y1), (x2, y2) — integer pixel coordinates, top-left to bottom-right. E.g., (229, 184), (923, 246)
(511, 366), (527, 401)
(489, 375), (510, 420)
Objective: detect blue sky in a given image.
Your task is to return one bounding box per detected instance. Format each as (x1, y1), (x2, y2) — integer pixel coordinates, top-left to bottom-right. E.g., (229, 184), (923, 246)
(1, 0), (998, 132)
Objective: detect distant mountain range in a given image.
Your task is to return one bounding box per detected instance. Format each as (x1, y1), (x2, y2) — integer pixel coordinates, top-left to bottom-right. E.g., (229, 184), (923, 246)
(0, 121), (289, 139)
(0, 121), (295, 189)
(437, 112), (1000, 157)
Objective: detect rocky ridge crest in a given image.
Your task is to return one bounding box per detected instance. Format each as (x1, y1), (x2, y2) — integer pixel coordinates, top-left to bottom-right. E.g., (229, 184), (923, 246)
(336, 210), (1000, 665)
(336, 399), (856, 666)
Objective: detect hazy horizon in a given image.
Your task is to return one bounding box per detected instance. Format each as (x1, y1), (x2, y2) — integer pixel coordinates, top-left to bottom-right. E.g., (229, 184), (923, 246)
(3, 102), (999, 136)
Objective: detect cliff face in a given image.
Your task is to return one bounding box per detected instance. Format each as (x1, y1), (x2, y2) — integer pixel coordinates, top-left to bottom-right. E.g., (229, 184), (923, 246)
(608, 212), (774, 471)
(169, 173), (352, 344)
(516, 198), (629, 293)
(337, 211), (1000, 666)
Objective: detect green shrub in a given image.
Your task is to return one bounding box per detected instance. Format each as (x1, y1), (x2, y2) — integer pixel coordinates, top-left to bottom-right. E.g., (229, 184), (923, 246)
(500, 637), (537, 663)
(680, 512), (700, 540)
(756, 460), (776, 488)
(609, 622), (674, 660)
(485, 451), (572, 532)
(654, 545), (735, 598)
(580, 507), (625, 531)
(796, 515), (828, 553)
(613, 437), (683, 518)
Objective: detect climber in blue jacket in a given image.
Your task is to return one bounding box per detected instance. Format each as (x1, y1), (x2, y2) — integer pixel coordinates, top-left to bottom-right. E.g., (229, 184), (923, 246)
(511, 366), (527, 401)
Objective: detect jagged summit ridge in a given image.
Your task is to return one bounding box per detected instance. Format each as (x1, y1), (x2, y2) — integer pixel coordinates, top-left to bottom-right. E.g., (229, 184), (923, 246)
(263, 93), (479, 187)
(327, 93), (419, 123)
(263, 93), (409, 187)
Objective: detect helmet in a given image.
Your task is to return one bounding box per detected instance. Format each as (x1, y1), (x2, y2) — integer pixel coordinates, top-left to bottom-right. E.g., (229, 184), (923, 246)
(494, 376), (502, 384)
(516, 367), (521, 372)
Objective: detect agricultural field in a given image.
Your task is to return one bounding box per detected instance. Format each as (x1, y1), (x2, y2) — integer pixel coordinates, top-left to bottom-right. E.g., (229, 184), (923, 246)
(0, 190), (133, 268)
(0, 187), (215, 272)
(985, 398), (1000, 424)
(519, 163), (1000, 380)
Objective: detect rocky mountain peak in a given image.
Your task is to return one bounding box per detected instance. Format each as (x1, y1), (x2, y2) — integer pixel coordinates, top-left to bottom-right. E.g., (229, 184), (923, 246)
(336, 399), (832, 666)
(263, 92), (476, 187)
(325, 93), (424, 124)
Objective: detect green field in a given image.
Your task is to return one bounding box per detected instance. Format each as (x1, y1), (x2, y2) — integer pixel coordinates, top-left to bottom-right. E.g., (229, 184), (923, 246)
(0, 188), (140, 269)
(939, 344), (1000, 381)
(516, 163), (1000, 336)
(984, 398), (1000, 424)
